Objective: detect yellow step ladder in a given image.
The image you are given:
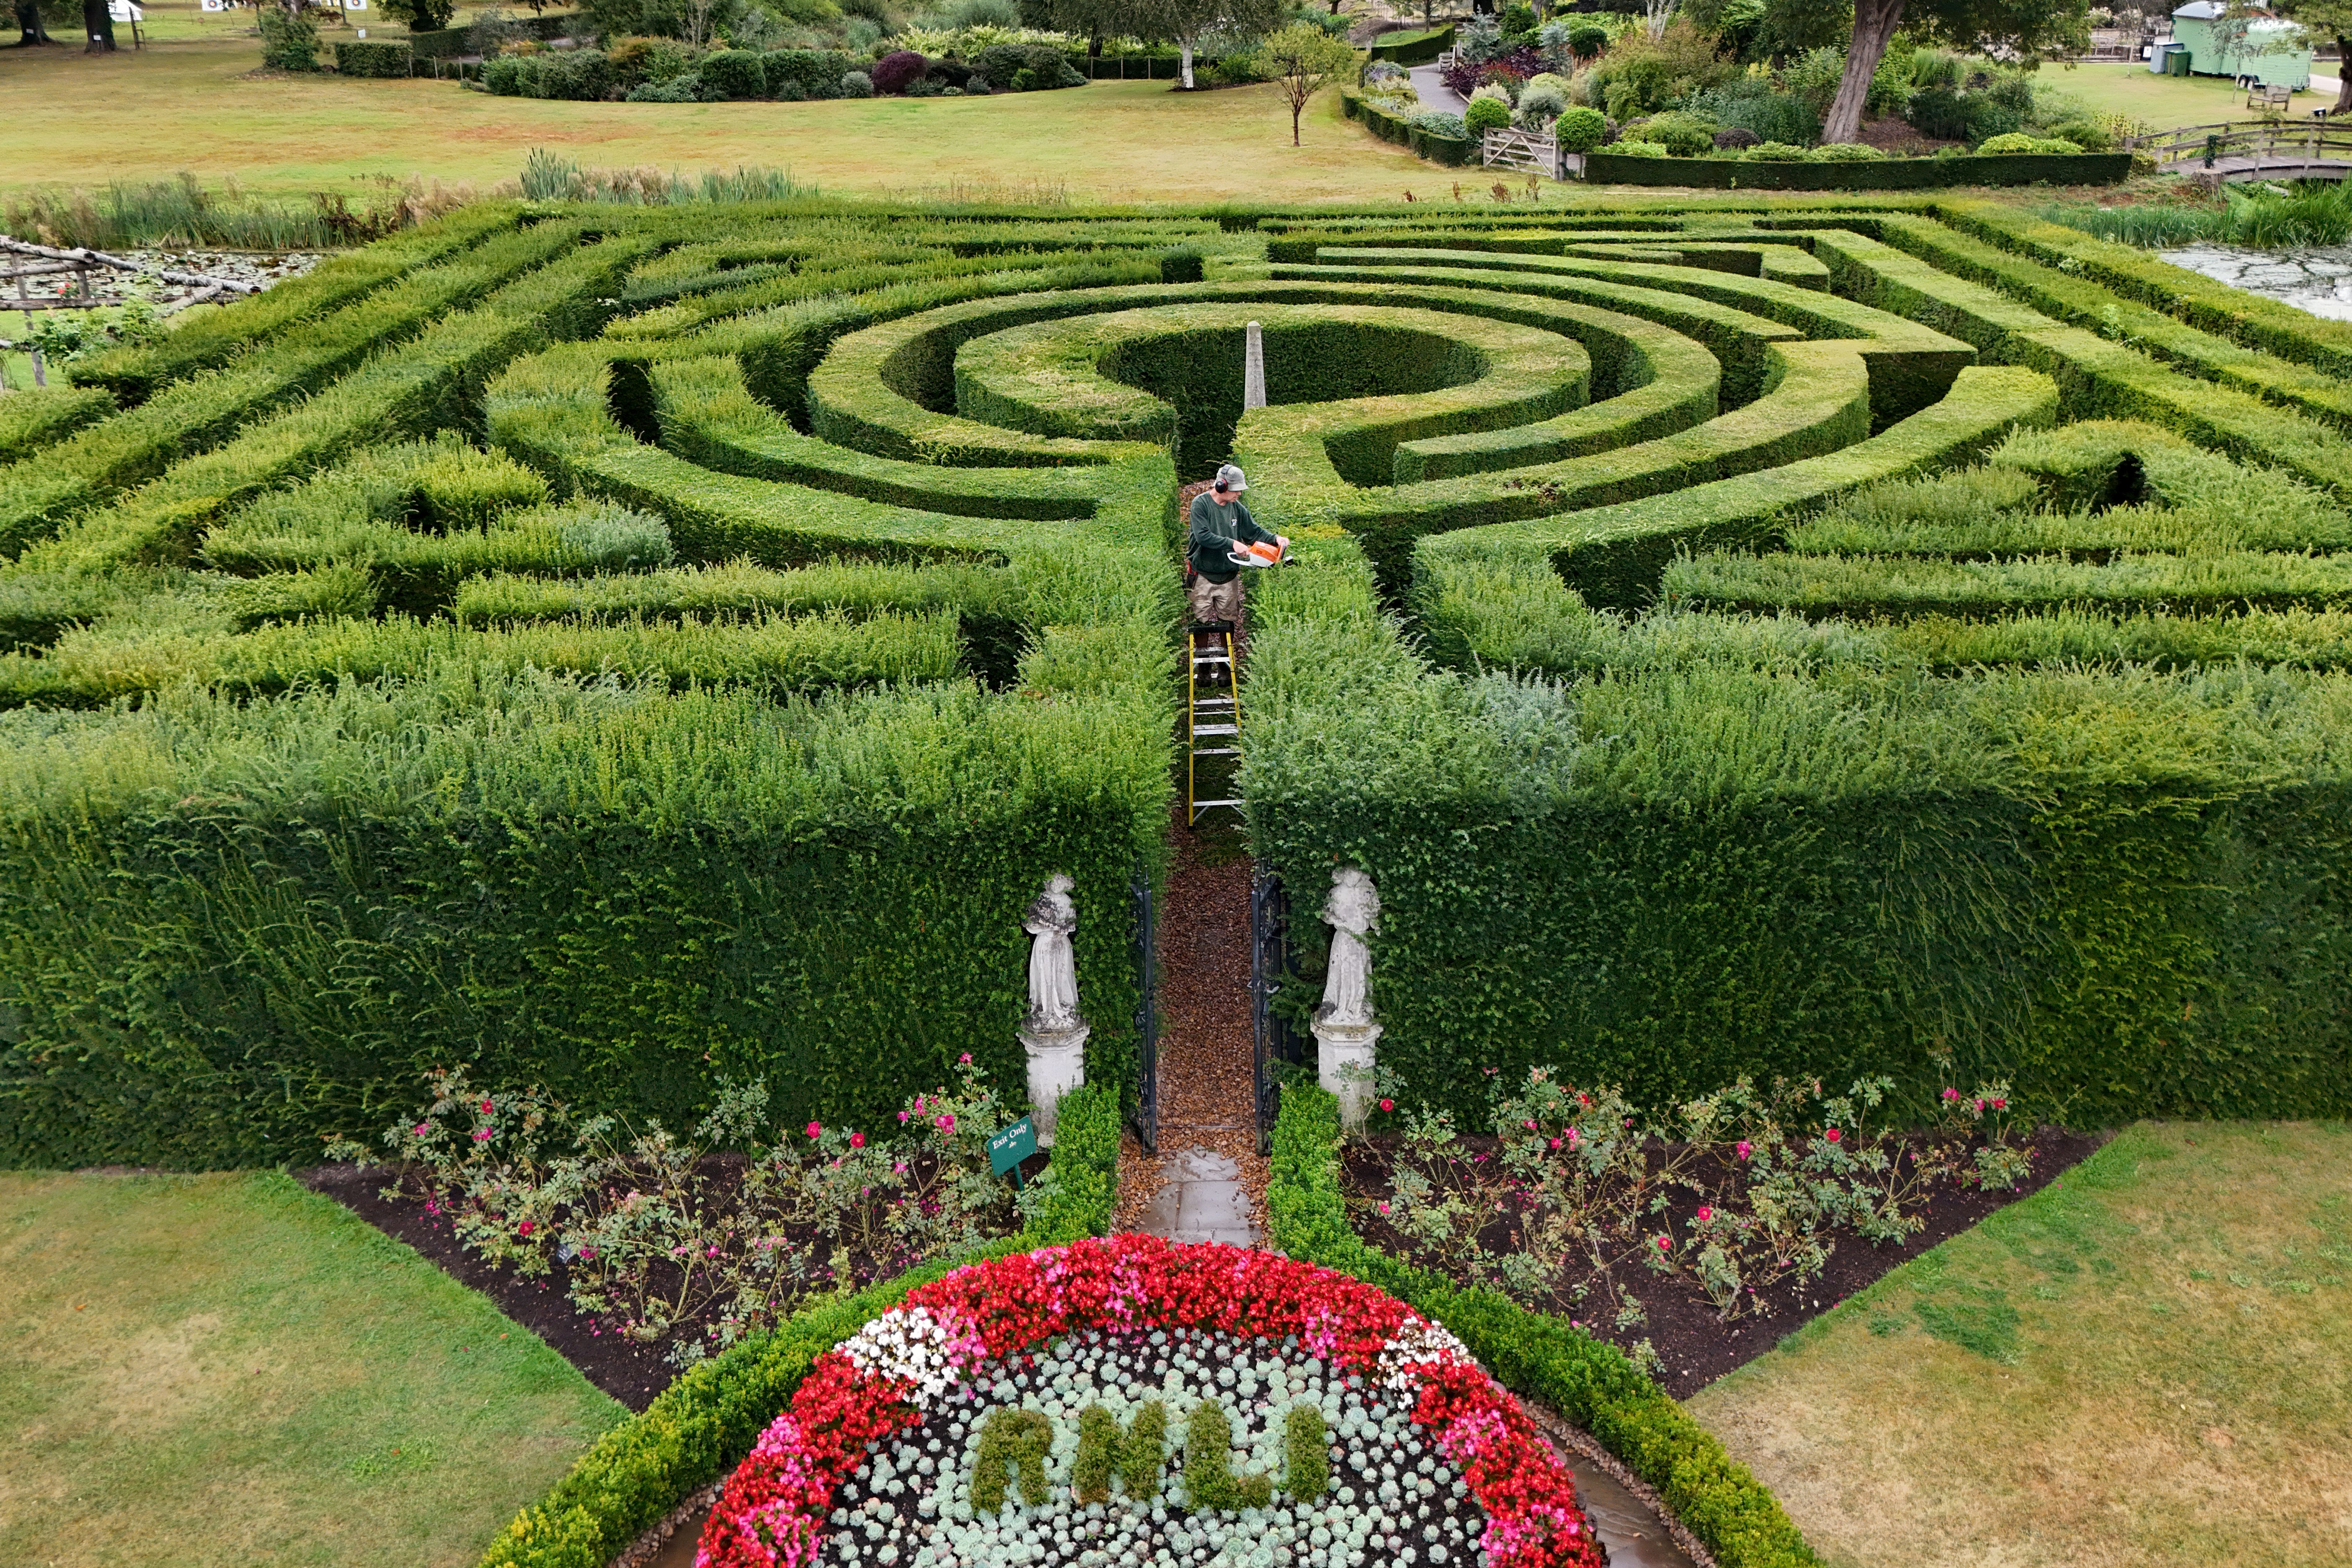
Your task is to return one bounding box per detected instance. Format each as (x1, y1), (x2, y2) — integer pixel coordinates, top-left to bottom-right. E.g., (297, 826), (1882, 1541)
(1186, 620), (1242, 826)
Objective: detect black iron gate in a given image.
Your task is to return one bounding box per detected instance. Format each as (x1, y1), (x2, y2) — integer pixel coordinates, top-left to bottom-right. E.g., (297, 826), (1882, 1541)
(1249, 869), (1307, 1154)
(1130, 868), (1158, 1153)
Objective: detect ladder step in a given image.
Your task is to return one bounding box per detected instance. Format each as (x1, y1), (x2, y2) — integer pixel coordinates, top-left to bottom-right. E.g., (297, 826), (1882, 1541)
(1192, 724), (1238, 736)
(1192, 746), (1240, 758)
(1192, 798), (1245, 809)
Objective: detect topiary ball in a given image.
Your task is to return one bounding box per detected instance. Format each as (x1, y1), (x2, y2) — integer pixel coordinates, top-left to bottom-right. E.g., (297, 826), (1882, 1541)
(839, 69), (874, 97)
(870, 49), (928, 95)
(1464, 96), (1512, 134)
(1713, 126), (1759, 149)
(1554, 105), (1606, 153)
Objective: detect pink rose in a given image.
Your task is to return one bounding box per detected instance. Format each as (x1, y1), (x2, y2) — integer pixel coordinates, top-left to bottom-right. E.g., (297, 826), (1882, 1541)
(806, 1121), (823, 1140)
(1379, 1098), (1395, 1113)
(1696, 1206), (1712, 1223)
(1549, 1137), (1561, 1150)
(413, 1123), (430, 1137)
(1943, 1088), (1960, 1101)
(518, 1219), (534, 1236)
(850, 1132), (865, 1149)
(1825, 1127), (1842, 1144)
(1736, 1140), (1752, 1160)
(899, 1110), (910, 1122)
(1655, 1235), (1672, 1251)
(473, 1128), (492, 1142)
(1992, 1098), (2007, 1110)
(959, 1052), (973, 1065)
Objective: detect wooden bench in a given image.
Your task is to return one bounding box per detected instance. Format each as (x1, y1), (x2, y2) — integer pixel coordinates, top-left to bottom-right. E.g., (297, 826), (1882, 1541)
(2249, 82), (2293, 113)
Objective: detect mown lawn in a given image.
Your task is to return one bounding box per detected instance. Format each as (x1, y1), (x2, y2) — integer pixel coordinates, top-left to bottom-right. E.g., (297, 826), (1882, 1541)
(0, 33), (1429, 206)
(0, 1170), (623, 1568)
(1685, 1120), (2352, 1568)
(2035, 59), (2332, 134)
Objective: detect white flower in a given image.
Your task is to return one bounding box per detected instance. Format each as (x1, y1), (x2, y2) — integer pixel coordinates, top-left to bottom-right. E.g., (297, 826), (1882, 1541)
(839, 1305), (986, 1409)
(1374, 1316), (1474, 1392)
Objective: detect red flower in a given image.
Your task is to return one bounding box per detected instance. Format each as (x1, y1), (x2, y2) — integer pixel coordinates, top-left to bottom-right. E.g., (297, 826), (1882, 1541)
(1825, 1127), (1841, 1143)
(1379, 1098), (1395, 1113)
(479, 1098), (494, 1114)
(1992, 1098), (2007, 1110)
(1655, 1235), (1672, 1251)
(699, 1236), (1605, 1568)
(806, 1121), (823, 1140)
(850, 1132), (866, 1149)
(1695, 1206), (1712, 1223)
(518, 1219), (534, 1236)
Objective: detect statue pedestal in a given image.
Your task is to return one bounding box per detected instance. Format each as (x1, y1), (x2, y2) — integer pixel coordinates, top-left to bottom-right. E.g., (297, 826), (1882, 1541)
(1312, 1013), (1381, 1132)
(1019, 1020), (1088, 1148)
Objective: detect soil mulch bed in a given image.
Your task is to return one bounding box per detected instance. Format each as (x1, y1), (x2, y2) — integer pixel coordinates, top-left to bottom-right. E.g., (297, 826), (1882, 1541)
(1342, 1124), (2108, 1400)
(296, 1148), (1047, 1412)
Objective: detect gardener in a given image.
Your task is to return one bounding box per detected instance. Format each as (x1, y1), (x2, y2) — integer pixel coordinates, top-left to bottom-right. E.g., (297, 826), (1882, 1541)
(1185, 464), (1285, 628)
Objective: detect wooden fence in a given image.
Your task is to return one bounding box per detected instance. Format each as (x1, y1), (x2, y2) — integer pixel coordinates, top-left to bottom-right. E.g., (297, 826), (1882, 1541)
(2125, 118), (2352, 175)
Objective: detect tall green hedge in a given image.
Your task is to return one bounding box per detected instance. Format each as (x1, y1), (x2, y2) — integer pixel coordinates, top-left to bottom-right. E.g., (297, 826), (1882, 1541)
(1579, 151), (2132, 189)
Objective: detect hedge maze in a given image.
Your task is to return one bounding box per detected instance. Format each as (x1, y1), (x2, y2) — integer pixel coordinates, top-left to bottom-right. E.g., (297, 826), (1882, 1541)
(4, 196), (2350, 1168)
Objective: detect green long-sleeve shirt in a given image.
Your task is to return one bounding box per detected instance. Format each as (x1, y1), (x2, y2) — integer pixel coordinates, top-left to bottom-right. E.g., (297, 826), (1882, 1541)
(1186, 490), (1276, 583)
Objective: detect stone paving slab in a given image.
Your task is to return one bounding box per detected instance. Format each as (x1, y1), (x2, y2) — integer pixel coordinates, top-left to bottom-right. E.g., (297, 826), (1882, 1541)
(1137, 1144), (1259, 1248)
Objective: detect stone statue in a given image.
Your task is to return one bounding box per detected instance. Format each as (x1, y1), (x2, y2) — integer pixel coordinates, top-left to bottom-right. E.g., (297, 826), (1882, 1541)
(1023, 873), (1082, 1034)
(1316, 867), (1380, 1029)
(1020, 874), (1086, 1146)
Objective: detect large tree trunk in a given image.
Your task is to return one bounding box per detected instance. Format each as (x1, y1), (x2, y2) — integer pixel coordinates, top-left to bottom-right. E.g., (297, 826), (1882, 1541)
(1821, 0), (1904, 146)
(2338, 39), (2352, 113)
(82, 0), (115, 50)
(15, 0), (53, 44)
(1179, 30), (1193, 88)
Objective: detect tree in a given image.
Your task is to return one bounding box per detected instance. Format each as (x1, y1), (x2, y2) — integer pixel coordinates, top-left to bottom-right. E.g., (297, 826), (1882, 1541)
(80, 0), (113, 50)
(1820, 0), (2088, 144)
(14, 0), (75, 45)
(1136, 0), (1279, 87)
(378, 0), (457, 31)
(2269, 0), (2351, 110)
(1259, 20), (1356, 143)
(1049, 0), (1132, 56)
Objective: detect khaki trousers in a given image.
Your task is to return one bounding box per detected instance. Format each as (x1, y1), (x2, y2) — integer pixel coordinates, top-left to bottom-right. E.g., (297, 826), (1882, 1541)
(1187, 573), (1243, 625)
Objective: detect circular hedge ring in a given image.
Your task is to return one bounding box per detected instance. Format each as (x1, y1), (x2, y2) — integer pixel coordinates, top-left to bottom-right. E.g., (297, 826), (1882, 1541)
(699, 1235), (1605, 1568)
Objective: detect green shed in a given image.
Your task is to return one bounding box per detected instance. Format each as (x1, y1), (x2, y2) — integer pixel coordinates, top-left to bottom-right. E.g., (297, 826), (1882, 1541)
(2168, 1), (2312, 88)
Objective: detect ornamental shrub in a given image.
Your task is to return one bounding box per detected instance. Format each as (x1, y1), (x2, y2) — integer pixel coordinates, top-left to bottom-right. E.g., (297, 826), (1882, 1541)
(972, 42), (1080, 90)
(1808, 141), (1885, 161)
(1714, 125), (1759, 149)
(699, 48), (766, 100)
(2044, 118), (2112, 152)
(1554, 104), (1606, 153)
(759, 47), (859, 97)
(1975, 131), (2039, 155)
(1747, 139), (1806, 159)
(1643, 110), (1717, 157)
(2033, 137), (2085, 155)
(840, 68), (874, 97)
(259, 6), (320, 71)
(1610, 139), (1669, 158)
(626, 73), (702, 101)
(1566, 22), (1605, 59)
(870, 48), (928, 94)
(610, 35), (695, 86)
(1464, 94), (1511, 134)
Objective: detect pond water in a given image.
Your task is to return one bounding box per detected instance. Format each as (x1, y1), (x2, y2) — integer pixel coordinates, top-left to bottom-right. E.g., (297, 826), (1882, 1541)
(2159, 244), (2352, 319)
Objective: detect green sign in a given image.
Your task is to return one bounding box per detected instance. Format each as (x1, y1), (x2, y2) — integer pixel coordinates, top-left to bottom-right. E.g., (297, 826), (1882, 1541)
(989, 1116), (1038, 1184)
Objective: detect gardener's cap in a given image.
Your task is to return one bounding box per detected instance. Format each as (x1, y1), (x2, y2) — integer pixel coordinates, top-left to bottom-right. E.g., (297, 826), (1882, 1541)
(1214, 464), (1247, 491)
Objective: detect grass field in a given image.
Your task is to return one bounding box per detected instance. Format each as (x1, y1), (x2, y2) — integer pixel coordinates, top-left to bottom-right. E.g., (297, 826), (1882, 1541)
(0, 1170), (623, 1568)
(0, 33), (1430, 206)
(2036, 59), (2334, 133)
(1686, 1121), (2352, 1568)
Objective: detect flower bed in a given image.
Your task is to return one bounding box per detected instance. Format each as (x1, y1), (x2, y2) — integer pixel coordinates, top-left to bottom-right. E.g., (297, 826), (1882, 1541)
(699, 1236), (1605, 1568)
(1579, 149), (2131, 189)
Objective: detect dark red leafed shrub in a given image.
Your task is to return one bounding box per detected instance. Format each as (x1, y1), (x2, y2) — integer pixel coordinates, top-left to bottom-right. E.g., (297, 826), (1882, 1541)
(1441, 46), (1541, 100)
(871, 49), (929, 94)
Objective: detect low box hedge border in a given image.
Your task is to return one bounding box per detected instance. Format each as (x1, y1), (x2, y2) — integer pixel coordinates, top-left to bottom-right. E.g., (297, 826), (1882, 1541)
(1266, 1084), (1821, 1568)
(474, 1080), (1121, 1568)
(1582, 150), (2132, 190)
(1340, 87), (1473, 168)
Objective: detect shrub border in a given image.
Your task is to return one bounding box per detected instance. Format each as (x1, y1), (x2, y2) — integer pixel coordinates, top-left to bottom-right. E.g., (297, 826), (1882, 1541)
(1266, 1084), (1819, 1568)
(473, 1080), (1121, 1568)
(1581, 151), (2132, 190)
